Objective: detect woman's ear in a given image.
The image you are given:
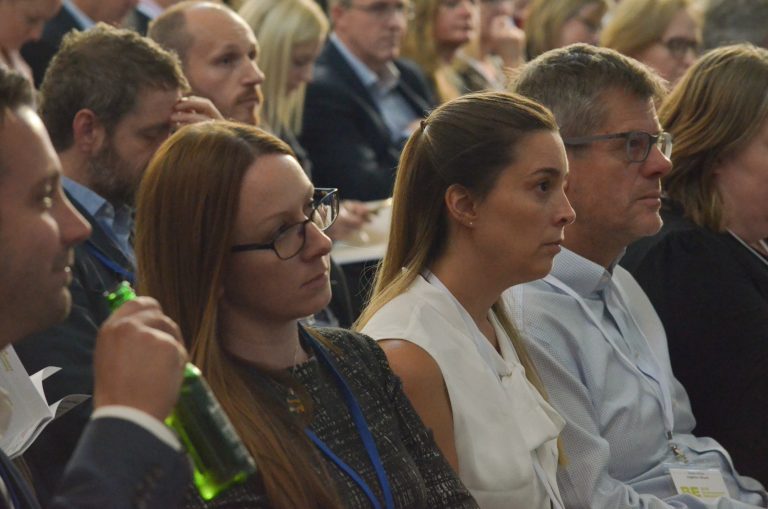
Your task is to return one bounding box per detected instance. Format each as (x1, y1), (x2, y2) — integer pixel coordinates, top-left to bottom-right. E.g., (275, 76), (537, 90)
(444, 184), (478, 228)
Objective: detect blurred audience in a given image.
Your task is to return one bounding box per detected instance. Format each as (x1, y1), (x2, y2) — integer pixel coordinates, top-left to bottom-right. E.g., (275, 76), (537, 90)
(20, 0), (140, 86)
(602, 0), (701, 88)
(454, 0), (525, 92)
(125, 0), (184, 35)
(402, 0), (478, 102)
(0, 0), (61, 82)
(703, 0), (768, 50)
(358, 91), (574, 508)
(149, 1), (265, 125)
(135, 120), (478, 509)
(525, 0), (609, 59)
(300, 0), (434, 201)
(622, 44), (768, 485)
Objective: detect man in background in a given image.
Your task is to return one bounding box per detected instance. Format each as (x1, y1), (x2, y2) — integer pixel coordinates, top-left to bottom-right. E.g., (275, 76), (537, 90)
(21, 0), (141, 86)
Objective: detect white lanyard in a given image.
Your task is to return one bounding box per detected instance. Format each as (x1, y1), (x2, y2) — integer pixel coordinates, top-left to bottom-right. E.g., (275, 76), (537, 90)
(543, 274), (676, 436)
(728, 230), (768, 268)
(424, 272), (564, 509)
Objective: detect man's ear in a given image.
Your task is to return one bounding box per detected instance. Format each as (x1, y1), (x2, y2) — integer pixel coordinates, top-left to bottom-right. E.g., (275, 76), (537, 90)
(444, 183), (479, 228)
(71, 109), (106, 156)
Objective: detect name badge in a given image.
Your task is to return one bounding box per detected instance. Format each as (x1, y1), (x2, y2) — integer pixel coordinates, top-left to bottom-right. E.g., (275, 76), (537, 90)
(669, 468), (730, 500)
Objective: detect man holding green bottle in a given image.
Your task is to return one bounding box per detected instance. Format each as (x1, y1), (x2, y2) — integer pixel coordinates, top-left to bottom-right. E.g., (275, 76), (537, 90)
(0, 67), (191, 506)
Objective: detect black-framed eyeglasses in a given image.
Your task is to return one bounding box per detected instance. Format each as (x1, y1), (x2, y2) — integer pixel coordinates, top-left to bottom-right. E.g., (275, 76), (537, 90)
(563, 131), (673, 163)
(230, 188), (339, 260)
(348, 1), (415, 20)
(661, 37), (701, 60)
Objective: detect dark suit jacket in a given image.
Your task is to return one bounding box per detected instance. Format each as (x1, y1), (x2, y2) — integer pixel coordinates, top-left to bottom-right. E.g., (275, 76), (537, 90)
(622, 200), (768, 485)
(125, 8), (152, 36)
(20, 5), (85, 87)
(300, 40), (434, 201)
(0, 417), (189, 508)
(15, 194), (134, 504)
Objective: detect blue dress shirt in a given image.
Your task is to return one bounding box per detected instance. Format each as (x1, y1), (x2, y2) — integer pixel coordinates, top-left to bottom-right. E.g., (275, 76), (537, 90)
(63, 177), (135, 266)
(505, 248), (767, 509)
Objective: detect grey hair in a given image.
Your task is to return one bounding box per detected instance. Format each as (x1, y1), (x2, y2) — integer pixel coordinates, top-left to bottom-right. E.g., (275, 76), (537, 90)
(510, 43), (666, 138)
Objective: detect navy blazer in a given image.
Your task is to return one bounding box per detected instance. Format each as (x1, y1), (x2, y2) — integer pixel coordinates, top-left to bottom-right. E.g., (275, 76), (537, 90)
(16, 193), (134, 504)
(300, 41), (434, 201)
(1, 418), (189, 508)
(20, 6), (85, 87)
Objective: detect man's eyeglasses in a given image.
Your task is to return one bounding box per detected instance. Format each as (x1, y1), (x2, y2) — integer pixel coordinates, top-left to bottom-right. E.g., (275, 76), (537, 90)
(661, 37), (701, 60)
(563, 131), (673, 163)
(230, 188), (339, 260)
(348, 1), (415, 20)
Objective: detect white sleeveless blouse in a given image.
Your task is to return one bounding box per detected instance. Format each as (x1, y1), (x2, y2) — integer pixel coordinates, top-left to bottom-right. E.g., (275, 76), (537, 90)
(362, 275), (564, 509)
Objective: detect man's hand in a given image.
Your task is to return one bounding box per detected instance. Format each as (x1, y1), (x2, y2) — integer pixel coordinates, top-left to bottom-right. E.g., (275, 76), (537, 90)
(326, 200), (371, 241)
(171, 95), (223, 129)
(489, 15), (526, 68)
(93, 297), (187, 422)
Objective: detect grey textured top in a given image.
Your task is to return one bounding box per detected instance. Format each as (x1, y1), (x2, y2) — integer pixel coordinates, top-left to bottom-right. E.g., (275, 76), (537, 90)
(184, 327), (477, 509)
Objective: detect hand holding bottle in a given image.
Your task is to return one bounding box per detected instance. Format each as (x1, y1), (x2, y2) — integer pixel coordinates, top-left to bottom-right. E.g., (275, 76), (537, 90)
(93, 296), (188, 421)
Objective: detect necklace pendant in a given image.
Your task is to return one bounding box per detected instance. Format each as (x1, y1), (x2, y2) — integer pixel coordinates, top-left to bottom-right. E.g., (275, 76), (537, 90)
(286, 388), (305, 414)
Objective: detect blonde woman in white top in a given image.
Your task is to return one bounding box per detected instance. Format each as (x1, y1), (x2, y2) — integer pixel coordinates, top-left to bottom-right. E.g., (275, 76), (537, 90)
(356, 91), (575, 508)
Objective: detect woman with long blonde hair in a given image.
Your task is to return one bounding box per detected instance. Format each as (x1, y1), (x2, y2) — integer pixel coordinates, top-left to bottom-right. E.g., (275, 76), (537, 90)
(622, 44), (768, 484)
(357, 91), (575, 508)
(238, 0), (327, 145)
(403, 0), (479, 103)
(136, 121), (477, 508)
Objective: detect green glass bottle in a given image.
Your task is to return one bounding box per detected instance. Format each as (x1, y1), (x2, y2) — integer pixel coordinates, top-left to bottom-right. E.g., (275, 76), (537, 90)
(104, 281), (257, 501)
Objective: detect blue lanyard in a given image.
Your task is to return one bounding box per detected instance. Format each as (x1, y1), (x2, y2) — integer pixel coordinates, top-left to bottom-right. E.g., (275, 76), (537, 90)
(300, 327), (395, 509)
(0, 458), (20, 509)
(85, 241), (135, 285)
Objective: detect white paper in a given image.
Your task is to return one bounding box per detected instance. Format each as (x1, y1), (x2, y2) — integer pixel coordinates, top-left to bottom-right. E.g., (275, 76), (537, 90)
(332, 199), (392, 265)
(0, 346), (89, 458)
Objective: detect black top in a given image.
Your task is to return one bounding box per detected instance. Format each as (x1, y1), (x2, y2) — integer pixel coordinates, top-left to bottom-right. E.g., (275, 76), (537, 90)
(622, 200), (768, 485)
(183, 328), (476, 508)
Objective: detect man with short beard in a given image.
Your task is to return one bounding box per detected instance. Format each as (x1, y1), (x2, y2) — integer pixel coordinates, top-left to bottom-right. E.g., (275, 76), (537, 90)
(148, 1), (265, 126)
(13, 24), (207, 504)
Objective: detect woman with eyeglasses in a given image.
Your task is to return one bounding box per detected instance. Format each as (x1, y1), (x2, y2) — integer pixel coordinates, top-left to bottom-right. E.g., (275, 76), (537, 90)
(621, 44), (768, 485)
(237, 0), (366, 328)
(135, 121), (478, 509)
(357, 91), (575, 508)
(402, 0), (479, 103)
(601, 0), (701, 87)
(524, 0), (609, 59)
